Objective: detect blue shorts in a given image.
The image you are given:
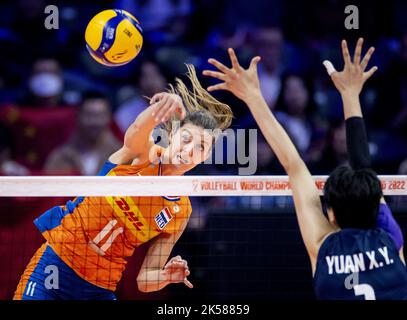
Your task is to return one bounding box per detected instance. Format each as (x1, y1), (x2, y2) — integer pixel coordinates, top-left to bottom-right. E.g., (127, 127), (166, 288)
(16, 244), (116, 300)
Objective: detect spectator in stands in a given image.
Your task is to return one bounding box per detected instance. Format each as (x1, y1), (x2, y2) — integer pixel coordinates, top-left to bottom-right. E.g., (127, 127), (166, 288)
(0, 123), (28, 175)
(0, 58), (75, 171)
(25, 58), (64, 108)
(45, 91), (121, 175)
(274, 74), (325, 158)
(251, 27), (284, 110)
(309, 122), (348, 174)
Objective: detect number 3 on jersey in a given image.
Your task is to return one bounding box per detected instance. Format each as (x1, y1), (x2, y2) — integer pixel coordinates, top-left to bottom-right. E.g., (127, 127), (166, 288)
(354, 284), (376, 300)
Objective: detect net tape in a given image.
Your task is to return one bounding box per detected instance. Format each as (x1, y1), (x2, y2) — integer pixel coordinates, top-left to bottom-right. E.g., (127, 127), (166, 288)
(0, 175), (406, 197)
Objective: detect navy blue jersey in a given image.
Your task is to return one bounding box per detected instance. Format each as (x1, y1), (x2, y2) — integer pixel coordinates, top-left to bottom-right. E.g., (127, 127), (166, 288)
(314, 228), (407, 300)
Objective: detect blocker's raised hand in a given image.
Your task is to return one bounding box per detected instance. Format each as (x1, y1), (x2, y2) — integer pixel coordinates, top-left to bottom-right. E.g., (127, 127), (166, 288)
(323, 38), (378, 96)
(203, 48), (261, 102)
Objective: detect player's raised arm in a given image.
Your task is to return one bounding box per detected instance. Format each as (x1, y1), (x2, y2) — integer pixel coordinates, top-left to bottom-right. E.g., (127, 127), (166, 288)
(136, 218), (193, 292)
(203, 49), (335, 270)
(109, 92), (186, 165)
(324, 38), (405, 261)
(323, 38), (376, 169)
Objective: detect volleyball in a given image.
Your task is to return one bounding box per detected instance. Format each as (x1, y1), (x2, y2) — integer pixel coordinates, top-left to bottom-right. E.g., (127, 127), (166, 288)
(85, 9), (143, 67)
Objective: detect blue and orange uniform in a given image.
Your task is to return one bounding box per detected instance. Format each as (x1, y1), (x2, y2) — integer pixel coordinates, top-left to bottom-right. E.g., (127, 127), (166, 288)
(14, 147), (192, 299)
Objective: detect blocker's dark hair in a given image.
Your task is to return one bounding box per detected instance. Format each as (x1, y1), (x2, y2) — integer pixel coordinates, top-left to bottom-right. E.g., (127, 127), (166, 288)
(323, 165), (382, 229)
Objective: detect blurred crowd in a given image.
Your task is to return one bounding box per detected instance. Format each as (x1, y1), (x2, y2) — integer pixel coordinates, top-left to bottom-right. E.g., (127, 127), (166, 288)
(0, 0), (407, 208)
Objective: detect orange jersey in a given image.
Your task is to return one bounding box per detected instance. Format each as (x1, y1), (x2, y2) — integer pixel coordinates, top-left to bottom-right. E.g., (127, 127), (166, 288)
(33, 147), (192, 291)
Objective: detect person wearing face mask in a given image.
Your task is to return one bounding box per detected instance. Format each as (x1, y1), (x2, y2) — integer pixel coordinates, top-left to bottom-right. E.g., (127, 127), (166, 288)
(0, 58), (76, 171)
(23, 58), (64, 108)
(28, 71), (63, 107)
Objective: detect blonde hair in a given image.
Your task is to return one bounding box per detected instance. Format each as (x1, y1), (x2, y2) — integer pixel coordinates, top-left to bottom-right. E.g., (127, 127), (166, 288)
(164, 64), (233, 133)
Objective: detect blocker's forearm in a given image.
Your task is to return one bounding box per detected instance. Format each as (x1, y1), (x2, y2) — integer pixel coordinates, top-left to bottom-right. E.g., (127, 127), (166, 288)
(341, 93), (363, 119)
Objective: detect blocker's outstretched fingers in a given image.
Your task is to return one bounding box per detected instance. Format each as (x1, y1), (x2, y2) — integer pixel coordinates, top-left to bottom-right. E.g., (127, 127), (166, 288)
(208, 58), (230, 74)
(228, 48), (241, 70)
(364, 66), (378, 80)
(341, 40), (352, 67)
(323, 60), (337, 76)
(353, 37), (364, 65)
(207, 83), (227, 92)
(249, 56), (261, 71)
(202, 70), (226, 81)
(360, 47), (375, 71)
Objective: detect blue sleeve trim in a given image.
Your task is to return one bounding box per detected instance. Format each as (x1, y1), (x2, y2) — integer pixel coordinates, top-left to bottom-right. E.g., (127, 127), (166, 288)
(97, 161), (117, 176)
(34, 197), (85, 233)
(65, 196), (85, 214)
(34, 206), (67, 233)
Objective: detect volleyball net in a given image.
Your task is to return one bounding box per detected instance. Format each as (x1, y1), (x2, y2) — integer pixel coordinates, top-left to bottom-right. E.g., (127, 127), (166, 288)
(1, 175), (406, 196)
(1, 175), (407, 300)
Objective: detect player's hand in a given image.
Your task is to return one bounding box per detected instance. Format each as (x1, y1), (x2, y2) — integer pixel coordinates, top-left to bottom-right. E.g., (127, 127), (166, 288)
(203, 48), (262, 103)
(323, 38), (378, 97)
(149, 92), (186, 123)
(163, 255), (193, 289)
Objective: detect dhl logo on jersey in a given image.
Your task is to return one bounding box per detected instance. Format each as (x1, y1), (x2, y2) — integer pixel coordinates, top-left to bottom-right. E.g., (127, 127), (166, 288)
(114, 197), (146, 236)
(105, 196), (160, 242)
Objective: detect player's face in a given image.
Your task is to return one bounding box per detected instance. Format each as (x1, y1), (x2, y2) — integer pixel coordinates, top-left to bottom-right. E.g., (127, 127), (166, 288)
(163, 123), (214, 172)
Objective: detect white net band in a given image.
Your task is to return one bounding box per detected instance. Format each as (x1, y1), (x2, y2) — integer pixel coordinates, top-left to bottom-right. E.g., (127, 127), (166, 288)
(0, 175), (406, 197)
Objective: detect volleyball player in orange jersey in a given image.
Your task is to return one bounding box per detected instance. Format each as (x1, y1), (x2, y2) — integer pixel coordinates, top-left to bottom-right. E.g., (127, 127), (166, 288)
(14, 65), (233, 300)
